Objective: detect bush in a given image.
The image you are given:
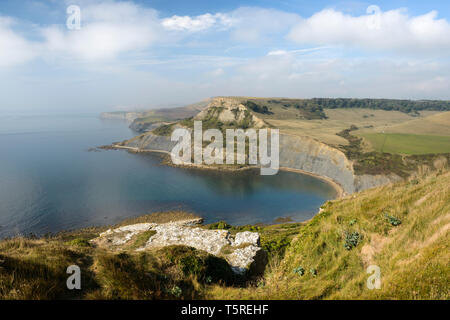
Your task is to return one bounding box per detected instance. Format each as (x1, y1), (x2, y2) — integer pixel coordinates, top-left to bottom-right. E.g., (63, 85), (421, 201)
(293, 266), (305, 276)
(207, 221), (232, 230)
(263, 238), (291, 256)
(385, 214), (402, 226)
(65, 238), (91, 247)
(169, 286), (182, 298)
(344, 231), (361, 250)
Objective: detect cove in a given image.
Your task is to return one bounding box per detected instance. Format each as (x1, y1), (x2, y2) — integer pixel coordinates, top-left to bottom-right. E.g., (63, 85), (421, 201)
(0, 113), (337, 238)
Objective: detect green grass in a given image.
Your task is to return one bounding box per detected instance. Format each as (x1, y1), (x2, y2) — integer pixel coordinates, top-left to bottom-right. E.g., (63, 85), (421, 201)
(126, 230), (157, 250)
(359, 133), (450, 155)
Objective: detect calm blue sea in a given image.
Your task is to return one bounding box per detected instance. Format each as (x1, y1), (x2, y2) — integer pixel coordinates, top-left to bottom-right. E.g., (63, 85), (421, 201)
(0, 113), (336, 238)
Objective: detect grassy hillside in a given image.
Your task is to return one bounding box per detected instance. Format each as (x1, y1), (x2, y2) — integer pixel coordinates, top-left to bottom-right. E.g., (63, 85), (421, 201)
(0, 171), (448, 300)
(265, 108), (418, 146)
(357, 111), (450, 136)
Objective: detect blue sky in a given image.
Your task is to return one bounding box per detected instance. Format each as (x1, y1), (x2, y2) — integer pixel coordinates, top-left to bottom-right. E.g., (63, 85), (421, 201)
(1, 0), (450, 113)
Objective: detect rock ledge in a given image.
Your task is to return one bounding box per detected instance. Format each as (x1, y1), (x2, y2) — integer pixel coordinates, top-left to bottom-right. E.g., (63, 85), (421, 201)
(93, 219), (267, 276)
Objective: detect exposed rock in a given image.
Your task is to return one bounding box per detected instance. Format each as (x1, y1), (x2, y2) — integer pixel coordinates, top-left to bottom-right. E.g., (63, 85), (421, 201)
(145, 225), (232, 255)
(227, 245), (268, 276)
(129, 121), (168, 133)
(194, 97), (266, 128)
(233, 231), (260, 247)
(123, 132), (177, 152)
(92, 219), (267, 276)
(96, 223), (156, 246)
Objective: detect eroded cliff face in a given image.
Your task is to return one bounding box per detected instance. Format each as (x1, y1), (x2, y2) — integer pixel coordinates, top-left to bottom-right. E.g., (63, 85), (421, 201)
(278, 134), (355, 193)
(117, 97), (400, 194)
(278, 134), (401, 193)
(124, 132), (178, 152)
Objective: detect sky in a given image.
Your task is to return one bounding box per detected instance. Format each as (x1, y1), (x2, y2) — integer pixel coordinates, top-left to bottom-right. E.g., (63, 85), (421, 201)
(1, 0), (450, 113)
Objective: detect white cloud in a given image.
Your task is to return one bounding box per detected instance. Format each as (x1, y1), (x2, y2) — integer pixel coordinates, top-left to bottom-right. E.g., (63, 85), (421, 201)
(267, 47), (329, 56)
(162, 13), (234, 32)
(161, 7), (300, 43)
(42, 1), (161, 61)
(0, 17), (37, 67)
(288, 8), (450, 53)
(228, 7), (300, 43)
(2, 1), (450, 111)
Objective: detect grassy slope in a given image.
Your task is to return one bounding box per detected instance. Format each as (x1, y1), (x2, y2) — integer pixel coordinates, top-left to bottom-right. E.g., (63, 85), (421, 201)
(357, 133), (450, 155)
(352, 111), (450, 155)
(206, 170), (450, 300)
(265, 109), (421, 146)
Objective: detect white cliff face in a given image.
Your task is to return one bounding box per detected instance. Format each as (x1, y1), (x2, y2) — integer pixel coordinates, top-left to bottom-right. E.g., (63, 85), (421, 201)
(92, 219), (267, 276)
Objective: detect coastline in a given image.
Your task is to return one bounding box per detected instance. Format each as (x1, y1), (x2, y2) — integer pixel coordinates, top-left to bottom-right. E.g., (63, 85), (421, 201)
(103, 143), (345, 199)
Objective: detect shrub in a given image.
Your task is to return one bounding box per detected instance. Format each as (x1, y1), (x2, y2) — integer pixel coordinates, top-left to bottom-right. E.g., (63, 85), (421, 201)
(65, 238), (91, 247)
(170, 286), (182, 298)
(385, 214), (402, 226)
(207, 221), (232, 230)
(263, 238), (291, 256)
(293, 266), (305, 276)
(344, 231), (361, 250)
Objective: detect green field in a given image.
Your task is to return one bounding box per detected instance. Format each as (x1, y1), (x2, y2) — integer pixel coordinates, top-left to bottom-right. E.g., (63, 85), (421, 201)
(358, 133), (450, 155)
